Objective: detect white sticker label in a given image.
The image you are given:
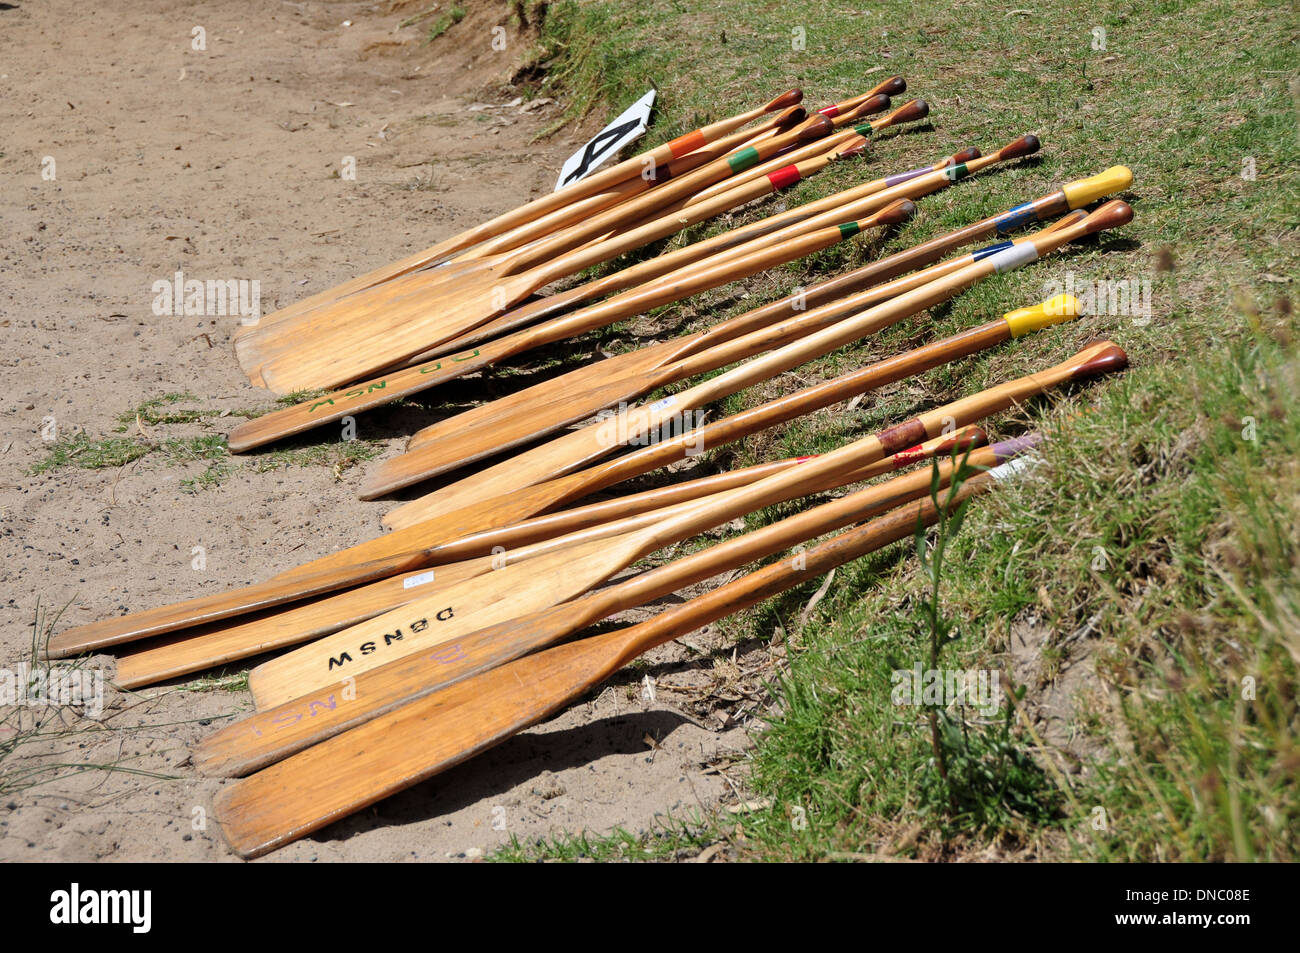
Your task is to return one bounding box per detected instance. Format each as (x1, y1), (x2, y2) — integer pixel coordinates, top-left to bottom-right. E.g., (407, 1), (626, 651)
(649, 395), (677, 412)
(403, 570), (437, 589)
(555, 88), (656, 192)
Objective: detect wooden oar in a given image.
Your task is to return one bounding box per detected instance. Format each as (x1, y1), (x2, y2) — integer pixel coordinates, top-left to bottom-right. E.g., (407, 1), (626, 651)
(237, 113), (855, 392)
(233, 109), (815, 379)
(248, 331), (1118, 708)
(111, 434), (974, 690)
(398, 206), (1087, 472)
(393, 140), (978, 369)
(106, 454), (819, 687)
(210, 435), (1078, 858)
(450, 103), (818, 263)
(393, 141), (1045, 466)
(195, 429), (1004, 778)
(257, 200), (918, 474)
(232, 88), (805, 341)
(398, 160), (1125, 371)
(243, 116), (850, 393)
(378, 200), (1132, 527)
(242, 98), (930, 389)
(228, 141), (1059, 457)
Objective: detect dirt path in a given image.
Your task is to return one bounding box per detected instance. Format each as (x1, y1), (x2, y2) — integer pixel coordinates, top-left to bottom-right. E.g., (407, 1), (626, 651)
(0, 0), (754, 861)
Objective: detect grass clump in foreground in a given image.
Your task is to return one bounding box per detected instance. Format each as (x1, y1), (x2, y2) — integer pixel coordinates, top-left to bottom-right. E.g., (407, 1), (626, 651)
(501, 0), (1299, 862)
(32, 394), (381, 491)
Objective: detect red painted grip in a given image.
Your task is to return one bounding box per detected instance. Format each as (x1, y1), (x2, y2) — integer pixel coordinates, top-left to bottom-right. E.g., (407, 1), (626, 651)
(817, 104), (841, 118)
(766, 164), (802, 190)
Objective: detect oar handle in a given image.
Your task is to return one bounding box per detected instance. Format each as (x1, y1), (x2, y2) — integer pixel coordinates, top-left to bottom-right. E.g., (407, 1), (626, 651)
(907, 341), (1128, 443)
(828, 93), (892, 128)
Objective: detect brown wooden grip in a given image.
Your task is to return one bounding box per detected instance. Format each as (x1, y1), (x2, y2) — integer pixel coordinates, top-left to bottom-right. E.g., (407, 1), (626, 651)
(1079, 199), (1134, 235)
(795, 113), (835, 141)
(872, 198), (916, 227)
(765, 88), (804, 111)
(883, 98), (928, 126)
(997, 134), (1040, 160)
(1069, 342), (1129, 381)
(950, 147), (982, 164)
(772, 105), (808, 129)
(849, 93), (892, 119)
(870, 75), (907, 97)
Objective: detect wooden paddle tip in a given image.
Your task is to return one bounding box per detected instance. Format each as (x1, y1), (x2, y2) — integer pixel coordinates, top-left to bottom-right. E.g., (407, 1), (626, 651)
(1079, 199), (1134, 235)
(998, 134), (1041, 160)
(1069, 342), (1130, 381)
(765, 88), (804, 111)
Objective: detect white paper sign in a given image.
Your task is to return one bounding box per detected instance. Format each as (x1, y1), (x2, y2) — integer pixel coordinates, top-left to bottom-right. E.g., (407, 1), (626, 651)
(555, 88), (656, 191)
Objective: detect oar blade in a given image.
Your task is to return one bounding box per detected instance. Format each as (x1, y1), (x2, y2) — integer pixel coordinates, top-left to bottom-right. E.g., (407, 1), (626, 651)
(245, 533), (646, 709)
(214, 628), (630, 858)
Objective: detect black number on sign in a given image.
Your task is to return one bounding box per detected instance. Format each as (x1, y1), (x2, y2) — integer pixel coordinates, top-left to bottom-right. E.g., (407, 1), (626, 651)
(560, 119), (643, 187)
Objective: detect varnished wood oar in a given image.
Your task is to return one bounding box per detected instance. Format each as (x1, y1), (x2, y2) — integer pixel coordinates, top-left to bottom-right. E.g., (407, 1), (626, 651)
(46, 281), (1080, 659)
(195, 428), (1001, 778)
(393, 138), (975, 370)
(248, 329), (1116, 708)
(54, 307), (1005, 655)
(233, 88), (804, 342)
(235, 111), (858, 395)
(234, 108), (816, 379)
(234, 106), (819, 378)
(107, 454), (818, 687)
(398, 206), (1087, 470)
(394, 139), (1045, 466)
(210, 435), (1077, 858)
(111, 434), (976, 690)
(244, 198), (917, 470)
(378, 200), (1132, 526)
(392, 161), (1125, 372)
(242, 98), (931, 390)
(229, 137), (1056, 457)
(243, 115), (852, 393)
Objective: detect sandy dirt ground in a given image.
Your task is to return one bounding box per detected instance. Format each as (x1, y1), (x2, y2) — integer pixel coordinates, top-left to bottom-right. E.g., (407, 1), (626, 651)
(0, 0), (762, 861)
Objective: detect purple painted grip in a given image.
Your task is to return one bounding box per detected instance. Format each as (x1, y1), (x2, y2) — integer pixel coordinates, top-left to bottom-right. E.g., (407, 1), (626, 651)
(989, 432), (1044, 463)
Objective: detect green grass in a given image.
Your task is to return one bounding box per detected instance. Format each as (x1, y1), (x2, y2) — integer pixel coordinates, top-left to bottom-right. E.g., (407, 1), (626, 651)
(33, 394), (382, 490)
(496, 0), (1299, 862)
(425, 4), (467, 43)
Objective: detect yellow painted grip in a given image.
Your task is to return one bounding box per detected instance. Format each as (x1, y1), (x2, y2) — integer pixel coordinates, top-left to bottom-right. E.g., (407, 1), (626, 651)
(1062, 166), (1133, 209)
(1004, 294), (1082, 337)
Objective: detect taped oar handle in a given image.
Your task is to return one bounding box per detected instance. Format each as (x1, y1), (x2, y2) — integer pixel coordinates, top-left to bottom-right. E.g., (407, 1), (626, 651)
(765, 88), (804, 111)
(995, 134), (1040, 161)
(1063, 165), (1134, 208)
(1004, 294), (1082, 337)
